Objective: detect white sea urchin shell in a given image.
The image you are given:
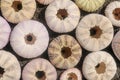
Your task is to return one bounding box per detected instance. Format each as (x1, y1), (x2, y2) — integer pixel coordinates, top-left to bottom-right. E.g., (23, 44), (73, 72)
(1, 0), (36, 23)
(0, 50), (21, 80)
(82, 51), (117, 80)
(10, 20), (49, 58)
(0, 16), (11, 49)
(45, 0), (80, 33)
(105, 1), (120, 27)
(76, 14), (113, 51)
(22, 58), (57, 80)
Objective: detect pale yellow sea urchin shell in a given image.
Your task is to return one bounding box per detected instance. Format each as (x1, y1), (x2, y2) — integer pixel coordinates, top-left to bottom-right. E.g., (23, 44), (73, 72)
(0, 50), (21, 80)
(48, 35), (82, 69)
(75, 0), (105, 12)
(1, 0), (36, 23)
(82, 51), (117, 80)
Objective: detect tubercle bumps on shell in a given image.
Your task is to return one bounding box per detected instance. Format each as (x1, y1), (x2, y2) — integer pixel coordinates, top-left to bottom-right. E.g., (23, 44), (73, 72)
(48, 35), (82, 69)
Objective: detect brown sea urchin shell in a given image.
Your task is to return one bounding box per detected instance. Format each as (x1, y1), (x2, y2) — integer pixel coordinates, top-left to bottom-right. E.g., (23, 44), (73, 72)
(48, 35), (82, 69)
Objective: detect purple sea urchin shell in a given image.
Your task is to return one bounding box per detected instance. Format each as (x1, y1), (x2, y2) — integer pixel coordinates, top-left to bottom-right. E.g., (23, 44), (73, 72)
(0, 16), (11, 49)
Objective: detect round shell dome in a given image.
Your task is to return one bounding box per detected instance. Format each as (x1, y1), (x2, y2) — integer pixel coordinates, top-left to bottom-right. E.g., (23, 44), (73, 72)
(10, 20), (49, 58)
(45, 0), (80, 33)
(82, 51), (117, 80)
(75, 0), (105, 12)
(22, 58), (57, 80)
(0, 50), (21, 80)
(0, 16), (11, 49)
(1, 0), (36, 23)
(105, 1), (120, 27)
(37, 0), (54, 5)
(112, 30), (120, 60)
(76, 14), (113, 51)
(60, 68), (82, 80)
(48, 35), (82, 69)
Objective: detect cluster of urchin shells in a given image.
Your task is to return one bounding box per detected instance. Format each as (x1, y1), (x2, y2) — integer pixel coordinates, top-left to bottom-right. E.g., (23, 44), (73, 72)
(0, 0), (120, 80)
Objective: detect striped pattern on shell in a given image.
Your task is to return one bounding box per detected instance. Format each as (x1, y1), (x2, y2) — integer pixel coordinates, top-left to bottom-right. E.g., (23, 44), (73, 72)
(45, 0), (80, 33)
(37, 0), (54, 5)
(0, 50), (21, 80)
(48, 35), (82, 69)
(0, 16), (11, 49)
(112, 30), (120, 60)
(82, 51), (117, 80)
(76, 14), (113, 51)
(75, 0), (105, 12)
(22, 58), (57, 80)
(1, 0), (36, 23)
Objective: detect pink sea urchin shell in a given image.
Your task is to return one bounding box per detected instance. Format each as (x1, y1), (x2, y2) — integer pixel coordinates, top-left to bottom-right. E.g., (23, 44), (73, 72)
(60, 68), (82, 80)
(0, 16), (11, 49)
(10, 20), (49, 58)
(22, 58), (57, 80)
(112, 30), (120, 60)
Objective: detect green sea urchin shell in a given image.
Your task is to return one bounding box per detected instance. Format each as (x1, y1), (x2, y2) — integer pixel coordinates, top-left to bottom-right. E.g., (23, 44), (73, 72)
(75, 0), (105, 12)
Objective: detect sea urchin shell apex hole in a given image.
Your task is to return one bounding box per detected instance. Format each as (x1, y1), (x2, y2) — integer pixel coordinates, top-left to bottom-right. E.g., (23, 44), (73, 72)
(95, 62), (106, 74)
(90, 26), (102, 38)
(12, 1), (22, 12)
(56, 9), (68, 20)
(113, 8), (120, 20)
(24, 33), (36, 45)
(61, 47), (72, 58)
(0, 67), (5, 78)
(68, 73), (78, 80)
(27, 35), (33, 41)
(35, 71), (46, 80)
